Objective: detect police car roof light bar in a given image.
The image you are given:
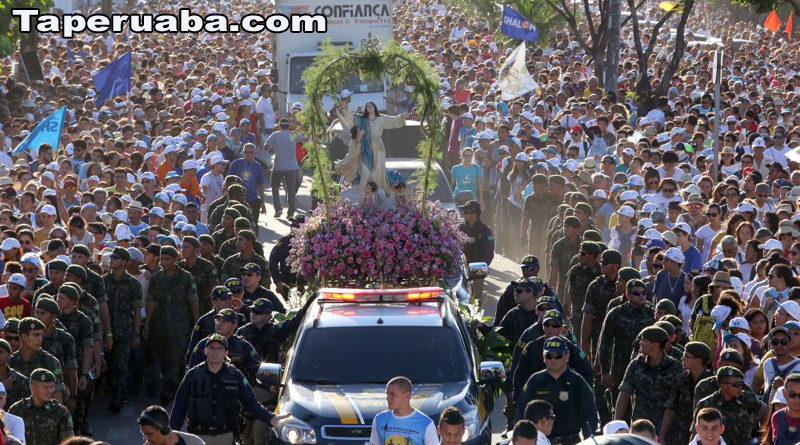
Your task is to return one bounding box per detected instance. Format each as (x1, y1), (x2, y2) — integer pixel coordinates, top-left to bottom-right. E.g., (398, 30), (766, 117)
(317, 287), (444, 303)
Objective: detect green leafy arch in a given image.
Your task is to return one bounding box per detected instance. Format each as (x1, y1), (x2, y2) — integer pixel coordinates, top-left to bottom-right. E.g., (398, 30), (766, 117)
(298, 40), (444, 220)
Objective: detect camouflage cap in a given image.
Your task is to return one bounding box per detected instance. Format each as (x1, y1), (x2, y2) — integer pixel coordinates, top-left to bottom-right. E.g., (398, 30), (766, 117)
(719, 348), (744, 366)
(65, 264), (87, 281)
(58, 284), (81, 301)
(656, 299), (677, 315)
(684, 341), (711, 363)
(640, 326), (669, 343)
(71, 245), (91, 257)
(618, 267), (642, 282)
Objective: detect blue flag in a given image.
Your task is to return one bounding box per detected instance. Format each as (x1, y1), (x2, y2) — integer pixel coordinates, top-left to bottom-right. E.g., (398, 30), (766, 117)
(92, 52), (131, 105)
(501, 6), (540, 42)
(67, 47), (75, 66)
(12, 106), (67, 156)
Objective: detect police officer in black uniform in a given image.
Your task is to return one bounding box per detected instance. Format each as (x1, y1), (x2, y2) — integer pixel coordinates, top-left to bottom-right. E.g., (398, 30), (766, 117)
(494, 256), (556, 326)
(187, 286), (244, 360)
(514, 336), (598, 445)
(269, 215), (306, 298)
(458, 200), (494, 306)
(170, 334), (290, 444)
(186, 308), (260, 382)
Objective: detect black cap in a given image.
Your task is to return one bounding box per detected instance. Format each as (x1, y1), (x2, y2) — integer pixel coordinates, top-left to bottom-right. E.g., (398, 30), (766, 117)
(459, 200), (481, 213)
(564, 216), (581, 228)
(600, 249), (622, 265)
(66, 265), (87, 281)
(145, 244), (161, 256)
(580, 241), (600, 255)
(18, 317), (45, 333)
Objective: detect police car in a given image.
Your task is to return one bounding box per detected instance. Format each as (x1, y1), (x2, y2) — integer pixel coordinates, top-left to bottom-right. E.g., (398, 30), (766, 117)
(259, 287), (502, 445)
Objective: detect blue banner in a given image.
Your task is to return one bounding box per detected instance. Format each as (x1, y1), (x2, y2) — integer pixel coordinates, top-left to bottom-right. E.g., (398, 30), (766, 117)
(501, 5), (540, 42)
(12, 106), (67, 156)
(92, 52), (131, 105)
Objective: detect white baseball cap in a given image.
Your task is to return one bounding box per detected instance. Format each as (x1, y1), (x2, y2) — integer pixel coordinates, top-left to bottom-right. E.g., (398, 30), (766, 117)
(780, 300), (800, 321)
(182, 160), (197, 170)
(728, 316), (750, 331)
(8, 273), (26, 287)
(673, 222), (693, 235)
(1, 238), (20, 251)
(711, 305), (732, 330)
(149, 207), (166, 219)
(40, 205), (56, 216)
(759, 239), (783, 251)
(664, 247), (685, 264)
(618, 205), (636, 218)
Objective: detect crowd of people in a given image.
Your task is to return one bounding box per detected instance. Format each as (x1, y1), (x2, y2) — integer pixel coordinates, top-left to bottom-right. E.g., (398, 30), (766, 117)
(0, 0), (800, 442)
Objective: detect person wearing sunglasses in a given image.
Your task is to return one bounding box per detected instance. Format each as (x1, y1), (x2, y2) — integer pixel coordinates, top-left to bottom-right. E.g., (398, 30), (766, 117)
(613, 326), (682, 434)
(773, 373), (800, 444)
(511, 311), (593, 402)
(757, 325), (800, 400)
(694, 365), (767, 445)
(661, 341), (713, 444)
(513, 336), (597, 445)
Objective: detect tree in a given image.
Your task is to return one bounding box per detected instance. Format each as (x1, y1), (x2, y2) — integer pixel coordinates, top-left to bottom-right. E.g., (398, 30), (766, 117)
(449, 0), (560, 43)
(627, 0), (695, 114)
(0, 0), (53, 58)
(733, 0), (799, 16)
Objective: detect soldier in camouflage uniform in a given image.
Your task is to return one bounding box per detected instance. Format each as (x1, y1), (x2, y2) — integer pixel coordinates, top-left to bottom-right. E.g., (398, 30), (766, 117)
(187, 286), (242, 360)
(580, 249), (622, 359)
(8, 318), (66, 399)
(33, 297), (78, 403)
(579, 249), (622, 426)
(199, 234), (225, 276)
(64, 268), (103, 348)
(208, 185), (252, 233)
(179, 237), (220, 315)
(694, 349), (752, 406)
(606, 268), (645, 313)
(565, 241), (601, 339)
(186, 308), (260, 381)
(597, 279), (655, 416)
(69, 246), (110, 344)
(206, 176), (244, 222)
(521, 174), (551, 260)
(694, 366), (767, 445)
(548, 216), (582, 300)
(55, 285), (94, 433)
(660, 342), (713, 445)
(628, 320), (684, 362)
(9, 368), (73, 445)
(145, 245), (199, 405)
(102, 247), (143, 413)
(614, 326), (683, 431)
(0, 339), (30, 407)
(218, 218), (265, 261)
(221, 230), (269, 286)
(211, 208), (240, 254)
(32, 259), (69, 308)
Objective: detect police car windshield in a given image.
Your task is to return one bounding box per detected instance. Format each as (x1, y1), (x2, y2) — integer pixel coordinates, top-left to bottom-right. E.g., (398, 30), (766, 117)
(292, 326), (469, 384)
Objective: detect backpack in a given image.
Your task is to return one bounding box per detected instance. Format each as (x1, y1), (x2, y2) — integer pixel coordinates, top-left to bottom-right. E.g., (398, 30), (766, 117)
(774, 408), (800, 445)
(690, 295), (717, 352)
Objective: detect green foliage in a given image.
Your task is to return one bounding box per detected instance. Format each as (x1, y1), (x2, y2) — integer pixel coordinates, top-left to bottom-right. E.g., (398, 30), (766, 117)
(0, 0), (54, 58)
(447, 0), (560, 44)
(459, 302), (511, 400)
(299, 40), (444, 218)
(731, 0), (779, 14)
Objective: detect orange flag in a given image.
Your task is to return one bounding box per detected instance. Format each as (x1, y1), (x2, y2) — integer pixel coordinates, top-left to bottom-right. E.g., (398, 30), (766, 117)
(787, 11), (794, 39)
(765, 10), (781, 33)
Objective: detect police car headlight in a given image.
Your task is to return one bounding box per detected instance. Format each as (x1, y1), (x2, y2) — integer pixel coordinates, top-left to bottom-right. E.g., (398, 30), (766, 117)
(461, 409), (481, 442)
(279, 418), (317, 444)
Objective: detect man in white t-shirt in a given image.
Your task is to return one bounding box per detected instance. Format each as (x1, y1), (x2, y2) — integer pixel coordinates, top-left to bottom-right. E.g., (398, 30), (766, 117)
(370, 377), (438, 445)
(199, 155), (226, 221)
(0, 382), (24, 442)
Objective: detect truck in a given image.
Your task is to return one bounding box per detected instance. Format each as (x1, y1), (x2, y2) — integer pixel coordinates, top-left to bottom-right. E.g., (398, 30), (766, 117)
(273, 0), (393, 115)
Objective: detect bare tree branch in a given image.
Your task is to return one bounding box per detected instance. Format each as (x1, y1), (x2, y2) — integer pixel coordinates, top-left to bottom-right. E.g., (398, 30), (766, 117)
(656, 0), (694, 95)
(620, 0), (648, 26)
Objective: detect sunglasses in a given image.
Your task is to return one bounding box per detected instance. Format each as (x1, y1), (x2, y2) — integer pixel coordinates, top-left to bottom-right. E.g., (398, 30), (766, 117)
(514, 288), (532, 294)
(241, 272), (257, 277)
(631, 290), (646, 296)
(787, 392), (800, 400)
(4, 336), (19, 341)
(662, 189), (676, 193)
(758, 194), (769, 198)
(543, 322), (562, 329)
(579, 251), (591, 256)
(545, 414), (556, 420)
(232, 288), (244, 293)
(22, 268), (37, 274)
(723, 381), (744, 388)
(772, 337), (791, 346)
(792, 251), (800, 256)
(544, 353), (564, 360)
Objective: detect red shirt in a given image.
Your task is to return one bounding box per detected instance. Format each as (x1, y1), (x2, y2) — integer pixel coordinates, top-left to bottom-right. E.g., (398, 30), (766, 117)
(0, 296), (31, 320)
(772, 408), (800, 442)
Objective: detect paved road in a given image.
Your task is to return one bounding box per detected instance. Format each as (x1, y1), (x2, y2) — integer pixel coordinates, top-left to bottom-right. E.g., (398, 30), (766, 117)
(87, 173), (517, 444)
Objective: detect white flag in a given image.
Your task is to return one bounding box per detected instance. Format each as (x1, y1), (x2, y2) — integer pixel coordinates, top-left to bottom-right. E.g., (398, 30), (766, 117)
(495, 42), (539, 101)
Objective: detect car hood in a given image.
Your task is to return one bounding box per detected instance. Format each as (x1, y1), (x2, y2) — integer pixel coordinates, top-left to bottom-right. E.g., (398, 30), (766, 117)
(284, 381), (471, 424)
